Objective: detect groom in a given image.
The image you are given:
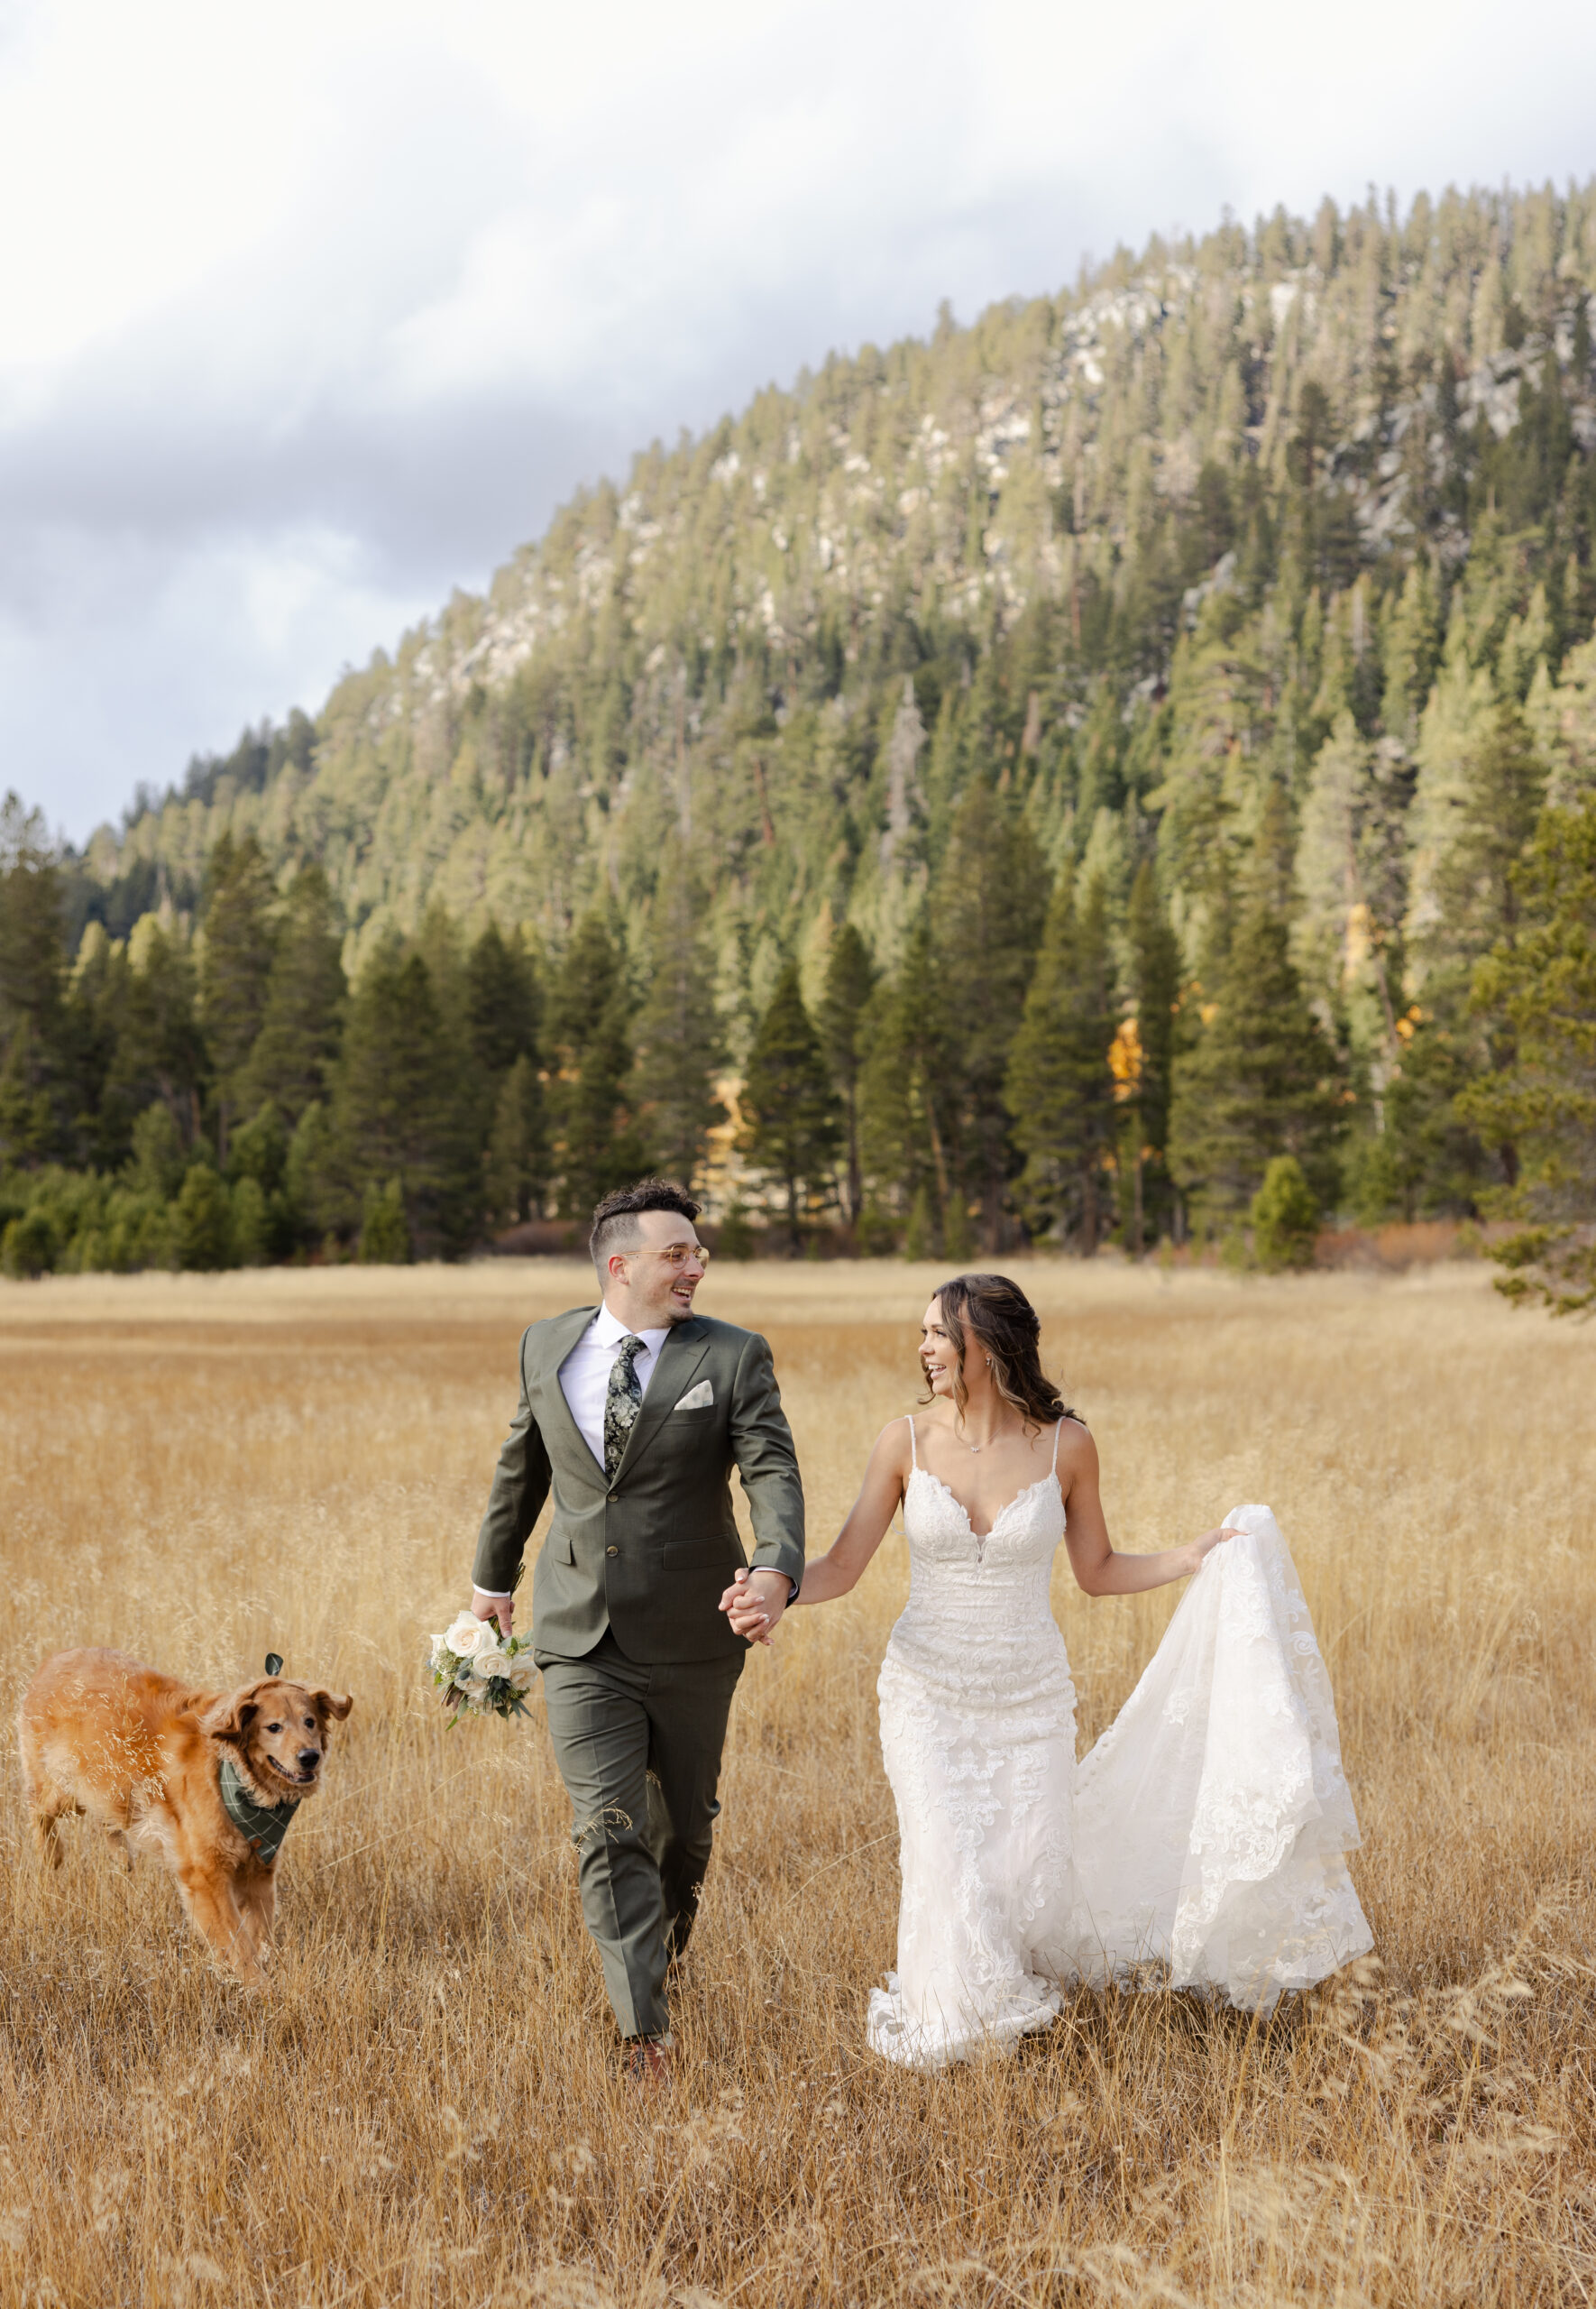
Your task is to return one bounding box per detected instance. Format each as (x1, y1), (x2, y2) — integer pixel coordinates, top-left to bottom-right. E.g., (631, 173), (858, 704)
(468, 1177), (804, 2075)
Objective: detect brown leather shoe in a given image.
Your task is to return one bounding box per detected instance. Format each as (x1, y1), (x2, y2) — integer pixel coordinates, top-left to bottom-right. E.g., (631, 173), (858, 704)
(623, 2038), (672, 2085)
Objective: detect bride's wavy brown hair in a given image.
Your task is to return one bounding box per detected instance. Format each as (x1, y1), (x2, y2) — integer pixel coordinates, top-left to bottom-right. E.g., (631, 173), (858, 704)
(920, 1272), (1078, 1434)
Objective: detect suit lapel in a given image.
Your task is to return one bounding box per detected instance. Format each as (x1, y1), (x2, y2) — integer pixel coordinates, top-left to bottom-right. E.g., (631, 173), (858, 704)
(535, 1305), (603, 1472)
(614, 1319), (711, 1483)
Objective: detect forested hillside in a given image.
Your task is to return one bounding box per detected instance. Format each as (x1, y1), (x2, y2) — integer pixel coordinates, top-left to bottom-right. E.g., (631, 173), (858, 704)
(4, 181), (1596, 1287)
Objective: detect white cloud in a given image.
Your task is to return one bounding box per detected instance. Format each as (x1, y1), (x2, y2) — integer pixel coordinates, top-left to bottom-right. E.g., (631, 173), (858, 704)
(2, 0), (1594, 840)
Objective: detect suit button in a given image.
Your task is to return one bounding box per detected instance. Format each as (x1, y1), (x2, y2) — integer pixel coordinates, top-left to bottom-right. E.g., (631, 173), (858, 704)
(606, 1545), (619, 1558)
(607, 1493), (617, 1504)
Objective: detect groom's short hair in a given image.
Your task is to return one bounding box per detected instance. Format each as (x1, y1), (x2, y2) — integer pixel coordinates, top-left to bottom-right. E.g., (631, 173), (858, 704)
(590, 1179), (702, 1271)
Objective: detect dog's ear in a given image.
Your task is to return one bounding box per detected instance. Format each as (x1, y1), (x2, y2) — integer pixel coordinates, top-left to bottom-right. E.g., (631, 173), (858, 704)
(309, 1688), (353, 1724)
(201, 1686), (262, 1743)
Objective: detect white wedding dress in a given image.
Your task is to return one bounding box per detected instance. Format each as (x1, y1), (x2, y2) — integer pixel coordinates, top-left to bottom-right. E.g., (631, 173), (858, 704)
(867, 1419), (1372, 2068)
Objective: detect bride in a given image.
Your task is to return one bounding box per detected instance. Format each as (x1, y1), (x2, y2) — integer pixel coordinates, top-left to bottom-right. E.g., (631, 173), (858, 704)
(723, 1271), (1371, 2069)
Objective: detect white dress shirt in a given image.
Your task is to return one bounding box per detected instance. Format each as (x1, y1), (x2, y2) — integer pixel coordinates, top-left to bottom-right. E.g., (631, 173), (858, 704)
(473, 1303), (668, 1604)
(559, 1302), (672, 1470)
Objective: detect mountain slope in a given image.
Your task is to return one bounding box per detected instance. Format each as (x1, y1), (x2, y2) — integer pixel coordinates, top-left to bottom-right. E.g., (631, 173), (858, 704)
(84, 184), (1594, 1002)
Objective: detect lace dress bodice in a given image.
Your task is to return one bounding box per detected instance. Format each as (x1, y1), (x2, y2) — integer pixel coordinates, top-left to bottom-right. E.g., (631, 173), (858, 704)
(868, 1418), (1372, 2070)
(885, 1425), (1075, 1708)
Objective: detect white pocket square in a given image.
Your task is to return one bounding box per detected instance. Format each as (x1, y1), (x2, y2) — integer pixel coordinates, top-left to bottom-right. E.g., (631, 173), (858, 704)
(674, 1380), (714, 1411)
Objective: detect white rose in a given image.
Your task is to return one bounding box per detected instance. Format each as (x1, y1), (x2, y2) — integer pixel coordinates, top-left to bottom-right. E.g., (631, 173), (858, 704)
(509, 1660), (537, 1694)
(473, 1647), (509, 1681)
(445, 1613), (488, 1657)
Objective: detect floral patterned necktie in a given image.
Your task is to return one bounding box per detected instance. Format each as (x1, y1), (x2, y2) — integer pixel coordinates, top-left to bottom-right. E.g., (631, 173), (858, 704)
(603, 1335), (647, 1479)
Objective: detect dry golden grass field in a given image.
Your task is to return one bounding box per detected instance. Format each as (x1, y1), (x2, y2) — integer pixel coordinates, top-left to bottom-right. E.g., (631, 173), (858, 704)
(1, 1256), (1593, 2309)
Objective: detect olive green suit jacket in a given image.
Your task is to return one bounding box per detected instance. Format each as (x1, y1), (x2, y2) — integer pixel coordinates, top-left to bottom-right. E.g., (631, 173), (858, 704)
(472, 1307), (805, 1662)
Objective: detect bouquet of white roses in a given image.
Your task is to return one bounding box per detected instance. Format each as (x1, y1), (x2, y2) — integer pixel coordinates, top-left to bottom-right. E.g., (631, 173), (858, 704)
(427, 1612), (537, 1723)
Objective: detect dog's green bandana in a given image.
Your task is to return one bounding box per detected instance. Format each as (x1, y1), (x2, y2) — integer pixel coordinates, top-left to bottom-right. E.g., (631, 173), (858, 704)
(218, 1757), (299, 1868)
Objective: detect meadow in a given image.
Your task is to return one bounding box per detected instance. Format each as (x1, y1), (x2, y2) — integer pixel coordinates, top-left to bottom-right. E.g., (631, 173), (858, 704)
(0, 1255), (1591, 2308)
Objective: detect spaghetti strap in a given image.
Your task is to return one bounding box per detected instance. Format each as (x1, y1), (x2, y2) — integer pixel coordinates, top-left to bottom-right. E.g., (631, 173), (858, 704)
(905, 1415), (919, 1470)
(1050, 1419), (1063, 1474)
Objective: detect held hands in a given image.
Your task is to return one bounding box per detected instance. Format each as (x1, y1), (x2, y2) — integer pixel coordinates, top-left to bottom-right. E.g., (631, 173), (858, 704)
(719, 1567), (790, 1647)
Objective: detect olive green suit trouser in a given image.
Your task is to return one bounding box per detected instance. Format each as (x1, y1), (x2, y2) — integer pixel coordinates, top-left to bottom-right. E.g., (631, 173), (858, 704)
(538, 1632), (744, 2041)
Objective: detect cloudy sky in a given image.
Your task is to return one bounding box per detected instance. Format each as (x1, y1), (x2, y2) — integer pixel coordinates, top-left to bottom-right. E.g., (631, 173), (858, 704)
(4, 0), (1594, 844)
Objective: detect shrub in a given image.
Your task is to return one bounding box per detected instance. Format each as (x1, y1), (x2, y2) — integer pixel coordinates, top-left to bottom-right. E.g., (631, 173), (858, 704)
(1344, 1133), (1403, 1229)
(358, 1179), (410, 1264)
(232, 1177), (271, 1267)
(128, 1103), (187, 1200)
(174, 1165), (235, 1271)
(285, 1101), (345, 1244)
(1251, 1155), (1321, 1272)
(2, 1207), (59, 1279)
(903, 1187), (935, 1262)
(228, 1102), (289, 1195)
(715, 1202), (757, 1262)
(855, 1204), (900, 1256)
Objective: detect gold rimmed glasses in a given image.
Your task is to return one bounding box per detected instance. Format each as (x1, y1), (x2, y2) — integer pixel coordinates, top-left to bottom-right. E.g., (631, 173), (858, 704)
(645, 1243), (711, 1268)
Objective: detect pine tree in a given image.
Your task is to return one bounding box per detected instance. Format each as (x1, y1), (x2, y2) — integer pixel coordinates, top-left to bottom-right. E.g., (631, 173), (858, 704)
(414, 902), (472, 1051)
(242, 864), (345, 1125)
(1169, 902), (1344, 1223)
(485, 1055), (545, 1226)
(103, 927), (206, 1158)
(1124, 861), (1183, 1246)
(1423, 702), (1547, 1016)
(1380, 557), (1442, 747)
(738, 961), (840, 1250)
(0, 793), (68, 1166)
(127, 1100), (186, 1199)
(1527, 625), (1596, 808)
(818, 921), (876, 1223)
(58, 927), (122, 1169)
(334, 943), (478, 1255)
(878, 679), (928, 879)
(1459, 802), (1596, 1311)
(858, 914), (961, 1242)
(465, 919), (540, 1079)
(1409, 652), (1542, 998)
(1004, 869), (1119, 1252)
(464, 917), (544, 1215)
(284, 1100), (344, 1242)
(546, 912), (646, 1218)
(1154, 632), (1270, 939)
(631, 848), (725, 1191)
(1346, 1016), (1491, 1223)
(933, 779), (1049, 1246)
(1421, 697), (1547, 1182)
(1296, 712), (1409, 1058)
(199, 834), (278, 1165)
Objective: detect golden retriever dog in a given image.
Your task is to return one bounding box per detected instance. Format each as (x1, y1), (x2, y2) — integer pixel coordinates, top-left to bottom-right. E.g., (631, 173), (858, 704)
(18, 1647), (352, 1985)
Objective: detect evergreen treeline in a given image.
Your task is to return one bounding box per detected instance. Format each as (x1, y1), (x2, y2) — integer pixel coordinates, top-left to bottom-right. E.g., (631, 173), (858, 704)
(5, 183), (1596, 1279)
